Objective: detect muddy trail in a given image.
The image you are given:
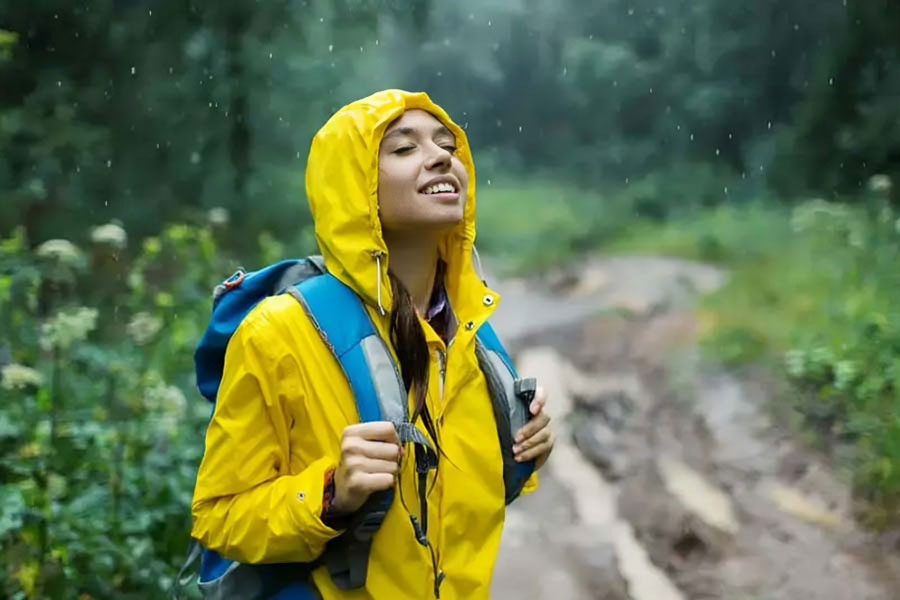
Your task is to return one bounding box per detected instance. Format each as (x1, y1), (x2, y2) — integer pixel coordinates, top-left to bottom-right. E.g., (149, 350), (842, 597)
(486, 256), (900, 600)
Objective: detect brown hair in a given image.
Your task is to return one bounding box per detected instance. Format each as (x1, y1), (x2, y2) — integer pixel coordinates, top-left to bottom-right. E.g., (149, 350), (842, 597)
(388, 271), (440, 449)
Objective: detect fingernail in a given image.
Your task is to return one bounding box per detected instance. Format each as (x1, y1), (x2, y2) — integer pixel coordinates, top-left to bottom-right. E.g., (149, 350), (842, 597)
(513, 445), (521, 454)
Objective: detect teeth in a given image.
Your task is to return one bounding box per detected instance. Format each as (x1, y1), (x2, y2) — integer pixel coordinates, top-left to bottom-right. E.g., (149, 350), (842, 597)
(424, 182), (456, 194)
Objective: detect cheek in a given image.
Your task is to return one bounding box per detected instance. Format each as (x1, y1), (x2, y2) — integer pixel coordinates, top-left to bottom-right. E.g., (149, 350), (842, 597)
(377, 164), (417, 228)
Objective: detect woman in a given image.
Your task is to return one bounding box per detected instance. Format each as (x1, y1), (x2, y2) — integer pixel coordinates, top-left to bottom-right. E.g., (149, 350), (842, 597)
(190, 89), (554, 599)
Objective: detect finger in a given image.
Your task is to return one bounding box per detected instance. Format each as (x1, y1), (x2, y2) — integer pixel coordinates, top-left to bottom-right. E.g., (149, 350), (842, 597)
(349, 471), (395, 493)
(514, 410), (550, 443)
(345, 421), (399, 444)
(513, 425), (550, 455)
(347, 456), (400, 475)
(529, 385), (547, 416)
(346, 438), (403, 461)
(516, 433), (554, 463)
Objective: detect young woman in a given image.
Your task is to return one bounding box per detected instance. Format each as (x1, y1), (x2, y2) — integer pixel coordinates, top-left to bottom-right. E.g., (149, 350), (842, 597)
(190, 90), (554, 599)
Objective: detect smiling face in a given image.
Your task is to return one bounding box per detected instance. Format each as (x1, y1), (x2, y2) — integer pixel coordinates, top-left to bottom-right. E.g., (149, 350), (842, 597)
(377, 109), (469, 235)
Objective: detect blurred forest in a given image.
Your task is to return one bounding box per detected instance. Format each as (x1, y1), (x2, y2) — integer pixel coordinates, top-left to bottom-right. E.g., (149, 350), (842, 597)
(1, 0), (898, 597)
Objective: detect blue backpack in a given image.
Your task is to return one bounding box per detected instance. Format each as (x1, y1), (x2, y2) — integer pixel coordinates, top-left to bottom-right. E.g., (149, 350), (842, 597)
(174, 256), (536, 599)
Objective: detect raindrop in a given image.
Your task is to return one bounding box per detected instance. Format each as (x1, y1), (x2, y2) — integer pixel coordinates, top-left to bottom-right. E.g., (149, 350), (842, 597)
(771, 49), (776, 58)
(131, 66), (136, 75)
(437, 71), (443, 77)
(728, 133), (733, 140)
(296, 151), (301, 159)
(191, 152), (201, 164)
(613, 80), (618, 87)
(724, 186), (729, 194)
(518, 125), (523, 133)
(375, 39), (379, 45)
(328, 44), (333, 52)
(169, 67), (173, 74)
(359, 46), (363, 53)
(676, 124), (681, 131)
(104, 200), (108, 206)
(487, 20), (492, 26)
(149, 9), (152, 16)
(107, 159), (112, 168)
(715, 148), (720, 156)
(269, 52), (273, 59)
(625, 177), (630, 184)
(57, 81), (62, 87)
(54, 13), (58, 19)
(487, 179), (492, 185)
(649, 87), (653, 94)
(628, 8), (634, 15)
(793, 23), (799, 31)
(562, 67), (567, 77)
(690, 133), (694, 141)
(767, 121), (772, 130)
(829, 77), (834, 85)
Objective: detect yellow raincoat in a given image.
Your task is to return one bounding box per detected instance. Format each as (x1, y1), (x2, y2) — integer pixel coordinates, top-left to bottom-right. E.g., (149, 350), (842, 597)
(191, 89), (538, 599)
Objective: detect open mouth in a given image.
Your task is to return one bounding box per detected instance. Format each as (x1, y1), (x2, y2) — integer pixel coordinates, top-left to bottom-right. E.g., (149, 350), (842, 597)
(421, 182), (458, 195)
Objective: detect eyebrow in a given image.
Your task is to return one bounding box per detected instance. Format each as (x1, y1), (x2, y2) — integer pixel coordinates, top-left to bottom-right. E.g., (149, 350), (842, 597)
(383, 124), (454, 141)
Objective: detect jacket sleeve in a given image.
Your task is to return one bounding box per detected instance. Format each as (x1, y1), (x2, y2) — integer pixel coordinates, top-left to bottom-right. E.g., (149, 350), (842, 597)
(190, 313), (343, 564)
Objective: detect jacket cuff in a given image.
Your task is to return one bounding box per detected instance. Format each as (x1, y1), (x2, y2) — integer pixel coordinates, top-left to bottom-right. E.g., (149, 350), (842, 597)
(289, 456), (347, 542)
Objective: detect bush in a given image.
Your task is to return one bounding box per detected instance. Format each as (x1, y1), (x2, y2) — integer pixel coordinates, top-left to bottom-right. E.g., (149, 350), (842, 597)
(0, 222), (238, 598)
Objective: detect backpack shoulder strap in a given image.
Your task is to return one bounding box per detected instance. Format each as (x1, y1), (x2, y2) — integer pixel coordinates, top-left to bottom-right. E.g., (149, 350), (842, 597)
(287, 273), (406, 424)
(287, 272), (435, 590)
(475, 322), (537, 505)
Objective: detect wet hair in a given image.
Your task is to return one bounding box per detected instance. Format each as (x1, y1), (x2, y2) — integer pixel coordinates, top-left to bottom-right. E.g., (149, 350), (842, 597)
(388, 270), (440, 449)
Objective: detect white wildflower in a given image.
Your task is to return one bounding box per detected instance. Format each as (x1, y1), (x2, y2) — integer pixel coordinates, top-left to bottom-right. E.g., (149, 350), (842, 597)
(36, 239), (84, 265)
(868, 174), (892, 196)
(90, 223), (128, 249)
(207, 207), (229, 226)
(145, 383), (187, 414)
(1, 363), (45, 390)
(833, 360), (857, 391)
(40, 306), (99, 351)
(126, 312), (163, 345)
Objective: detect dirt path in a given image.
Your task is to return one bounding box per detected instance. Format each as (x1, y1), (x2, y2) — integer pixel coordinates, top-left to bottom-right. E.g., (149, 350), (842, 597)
(487, 255), (899, 600)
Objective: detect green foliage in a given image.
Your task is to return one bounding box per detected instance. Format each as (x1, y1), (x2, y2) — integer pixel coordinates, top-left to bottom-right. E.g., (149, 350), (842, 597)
(612, 191), (900, 524)
(477, 163), (741, 274)
(0, 222), (237, 598)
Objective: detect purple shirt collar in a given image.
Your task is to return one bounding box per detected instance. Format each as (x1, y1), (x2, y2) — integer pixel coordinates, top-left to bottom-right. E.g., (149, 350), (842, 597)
(424, 284), (448, 322)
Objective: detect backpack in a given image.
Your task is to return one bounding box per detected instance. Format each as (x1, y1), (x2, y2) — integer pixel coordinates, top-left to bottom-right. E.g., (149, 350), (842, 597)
(174, 256), (536, 599)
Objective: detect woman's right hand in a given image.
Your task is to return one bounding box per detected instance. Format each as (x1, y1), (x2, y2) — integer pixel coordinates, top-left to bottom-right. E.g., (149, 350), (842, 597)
(332, 421), (402, 515)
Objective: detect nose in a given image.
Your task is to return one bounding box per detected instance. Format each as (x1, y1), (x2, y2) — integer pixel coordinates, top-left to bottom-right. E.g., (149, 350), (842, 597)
(424, 141), (452, 171)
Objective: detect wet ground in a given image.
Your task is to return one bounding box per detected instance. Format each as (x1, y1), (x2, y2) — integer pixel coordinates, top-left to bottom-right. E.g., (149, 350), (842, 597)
(486, 255), (900, 600)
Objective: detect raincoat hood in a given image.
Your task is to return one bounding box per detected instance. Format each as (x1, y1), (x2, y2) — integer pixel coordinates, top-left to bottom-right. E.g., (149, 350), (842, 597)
(305, 89), (484, 318)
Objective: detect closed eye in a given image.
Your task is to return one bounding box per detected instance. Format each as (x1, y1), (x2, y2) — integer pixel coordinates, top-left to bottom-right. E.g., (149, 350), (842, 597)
(393, 146), (415, 155)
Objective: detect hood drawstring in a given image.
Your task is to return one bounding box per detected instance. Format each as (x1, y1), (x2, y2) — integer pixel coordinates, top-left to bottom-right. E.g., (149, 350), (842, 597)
(373, 250), (386, 316)
(472, 244), (487, 285)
